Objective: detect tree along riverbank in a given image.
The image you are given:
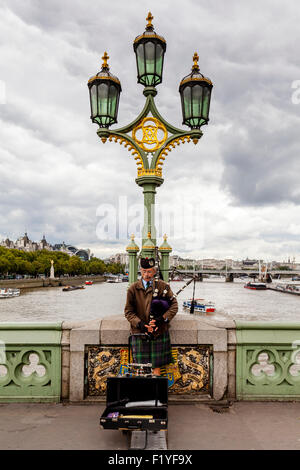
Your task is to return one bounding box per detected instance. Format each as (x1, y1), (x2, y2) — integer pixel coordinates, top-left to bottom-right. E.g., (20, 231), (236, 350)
(0, 247), (125, 278)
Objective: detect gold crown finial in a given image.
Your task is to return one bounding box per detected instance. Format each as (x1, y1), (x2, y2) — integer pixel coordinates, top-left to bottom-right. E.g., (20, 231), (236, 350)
(102, 52), (109, 69)
(131, 233), (135, 240)
(163, 234), (167, 241)
(147, 231), (151, 238)
(192, 52), (199, 70)
(146, 12), (154, 29)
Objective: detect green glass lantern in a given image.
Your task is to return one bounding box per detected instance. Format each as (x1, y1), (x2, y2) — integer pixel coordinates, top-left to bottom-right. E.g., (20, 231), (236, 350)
(133, 12), (166, 88)
(87, 52), (122, 128)
(179, 53), (213, 129)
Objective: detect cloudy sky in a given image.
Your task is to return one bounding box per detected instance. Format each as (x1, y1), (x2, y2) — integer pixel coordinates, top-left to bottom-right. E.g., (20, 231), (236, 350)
(0, 0), (300, 261)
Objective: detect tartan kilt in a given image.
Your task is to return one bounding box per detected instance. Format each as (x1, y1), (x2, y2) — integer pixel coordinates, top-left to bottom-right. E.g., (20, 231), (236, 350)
(130, 331), (173, 368)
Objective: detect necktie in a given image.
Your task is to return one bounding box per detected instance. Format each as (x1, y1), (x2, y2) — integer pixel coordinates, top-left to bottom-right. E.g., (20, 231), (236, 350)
(145, 281), (150, 290)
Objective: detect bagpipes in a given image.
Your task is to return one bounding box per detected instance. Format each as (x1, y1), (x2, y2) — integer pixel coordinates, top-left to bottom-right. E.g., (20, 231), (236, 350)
(137, 248), (198, 340)
(146, 260), (198, 340)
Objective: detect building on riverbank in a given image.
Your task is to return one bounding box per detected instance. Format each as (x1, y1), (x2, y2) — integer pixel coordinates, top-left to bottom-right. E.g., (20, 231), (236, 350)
(1, 233), (53, 252)
(0, 233), (92, 261)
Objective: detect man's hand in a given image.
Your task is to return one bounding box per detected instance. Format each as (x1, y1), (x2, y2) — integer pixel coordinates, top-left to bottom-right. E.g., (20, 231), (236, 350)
(145, 319), (158, 334)
(138, 319), (157, 334)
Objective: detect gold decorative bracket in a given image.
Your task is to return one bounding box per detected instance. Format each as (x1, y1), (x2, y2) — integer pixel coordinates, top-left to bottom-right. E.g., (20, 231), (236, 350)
(97, 94), (202, 178)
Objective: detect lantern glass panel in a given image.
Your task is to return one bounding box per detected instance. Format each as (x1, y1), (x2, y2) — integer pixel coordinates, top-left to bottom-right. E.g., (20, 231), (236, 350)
(202, 86), (210, 120)
(183, 86), (191, 119)
(144, 41), (156, 86)
(108, 84), (118, 118)
(90, 84), (98, 118)
(145, 41), (155, 75)
(192, 84), (202, 120)
(98, 83), (109, 116)
(136, 43), (145, 77)
(155, 43), (164, 78)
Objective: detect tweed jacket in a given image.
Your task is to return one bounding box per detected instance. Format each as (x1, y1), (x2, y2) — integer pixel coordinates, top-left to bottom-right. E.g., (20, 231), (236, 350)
(124, 278), (178, 334)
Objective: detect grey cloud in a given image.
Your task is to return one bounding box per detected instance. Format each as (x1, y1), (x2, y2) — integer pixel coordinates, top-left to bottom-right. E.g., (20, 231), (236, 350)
(1, 0), (300, 258)
(220, 109), (300, 206)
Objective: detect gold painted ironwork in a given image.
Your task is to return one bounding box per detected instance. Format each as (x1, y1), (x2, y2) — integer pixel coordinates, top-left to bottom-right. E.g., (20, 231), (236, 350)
(180, 75), (213, 87)
(102, 51), (109, 69)
(134, 32), (166, 44)
(132, 117), (168, 152)
(126, 233), (139, 251)
(88, 51), (122, 86)
(87, 345), (210, 395)
(142, 231), (155, 250)
(168, 347), (210, 394)
(179, 53), (212, 86)
(159, 233), (171, 251)
(146, 12), (154, 29)
(133, 11), (166, 44)
(155, 135), (191, 173)
(192, 52), (199, 70)
(87, 74), (121, 86)
(138, 168), (162, 177)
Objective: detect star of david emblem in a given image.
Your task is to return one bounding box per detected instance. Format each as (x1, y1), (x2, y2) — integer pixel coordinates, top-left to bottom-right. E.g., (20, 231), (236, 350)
(143, 126), (157, 144)
(132, 117), (168, 152)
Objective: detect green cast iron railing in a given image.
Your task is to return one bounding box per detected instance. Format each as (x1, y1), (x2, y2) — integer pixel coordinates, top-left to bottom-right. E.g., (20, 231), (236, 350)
(0, 323), (62, 403)
(236, 321), (300, 400)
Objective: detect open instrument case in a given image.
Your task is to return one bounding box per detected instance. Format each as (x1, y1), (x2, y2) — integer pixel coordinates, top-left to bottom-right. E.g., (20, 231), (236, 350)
(100, 375), (168, 431)
(100, 334), (169, 431)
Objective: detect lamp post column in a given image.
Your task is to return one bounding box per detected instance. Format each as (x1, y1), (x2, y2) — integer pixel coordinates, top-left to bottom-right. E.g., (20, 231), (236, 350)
(136, 175), (164, 251)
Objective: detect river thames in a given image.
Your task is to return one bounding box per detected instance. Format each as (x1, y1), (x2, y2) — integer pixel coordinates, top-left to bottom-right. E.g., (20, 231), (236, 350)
(0, 279), (300, 323)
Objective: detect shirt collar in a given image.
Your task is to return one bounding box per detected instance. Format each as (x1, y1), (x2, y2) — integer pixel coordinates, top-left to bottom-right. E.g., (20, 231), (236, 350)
(142, 279), (153, 288)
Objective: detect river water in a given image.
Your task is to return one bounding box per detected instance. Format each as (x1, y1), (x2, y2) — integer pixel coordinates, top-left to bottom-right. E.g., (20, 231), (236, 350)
(1, 279), (300, 323)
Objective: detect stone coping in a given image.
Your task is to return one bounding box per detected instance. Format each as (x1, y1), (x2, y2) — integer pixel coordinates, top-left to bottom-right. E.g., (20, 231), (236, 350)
(62, 314), (235, 331)
(61, 314), (231, 351)
(0, 322), (62, 330)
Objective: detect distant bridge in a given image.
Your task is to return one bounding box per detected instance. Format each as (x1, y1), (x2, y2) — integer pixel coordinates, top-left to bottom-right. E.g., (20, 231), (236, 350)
(172, 269), (300, 276)
(169, 269), (300, 281)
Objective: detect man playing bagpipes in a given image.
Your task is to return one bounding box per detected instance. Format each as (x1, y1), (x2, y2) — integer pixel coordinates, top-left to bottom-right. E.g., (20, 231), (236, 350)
(124, 257), (178, 376)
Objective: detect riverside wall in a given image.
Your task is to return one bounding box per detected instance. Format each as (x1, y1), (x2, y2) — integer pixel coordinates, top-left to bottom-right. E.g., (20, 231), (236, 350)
(1, 316), (300, 403)
(0, 275), (105, 289)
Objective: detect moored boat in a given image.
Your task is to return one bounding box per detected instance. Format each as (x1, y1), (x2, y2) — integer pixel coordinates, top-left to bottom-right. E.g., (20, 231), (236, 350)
(244, 282), (266, 290)
(183, 298), (215, 313)
(106, 275), (122, 283)
(0, 288), (21, 298)
(269, 283), (300, 295)
(85, 280), (93, 285)
(62, 285), (85, 292)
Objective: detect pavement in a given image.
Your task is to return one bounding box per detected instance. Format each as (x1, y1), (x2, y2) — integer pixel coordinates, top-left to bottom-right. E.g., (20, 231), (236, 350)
(1, 401), (300, 450)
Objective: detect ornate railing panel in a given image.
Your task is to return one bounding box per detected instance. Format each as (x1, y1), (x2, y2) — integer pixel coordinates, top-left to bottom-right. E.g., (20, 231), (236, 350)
(0, 323), (62, 402)
(86, 345), (211, 397)
(236, 322), (300, 400)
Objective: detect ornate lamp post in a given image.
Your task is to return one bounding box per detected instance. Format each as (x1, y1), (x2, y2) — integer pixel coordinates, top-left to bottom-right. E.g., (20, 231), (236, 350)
(88, 13), (213, 284)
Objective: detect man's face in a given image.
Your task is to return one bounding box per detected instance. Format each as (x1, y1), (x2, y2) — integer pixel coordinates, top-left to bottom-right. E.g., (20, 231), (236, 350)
(141, 267), (155, 282)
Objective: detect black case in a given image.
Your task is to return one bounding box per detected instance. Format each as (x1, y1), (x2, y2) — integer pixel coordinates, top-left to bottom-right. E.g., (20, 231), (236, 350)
(100, 376), (168, 431)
